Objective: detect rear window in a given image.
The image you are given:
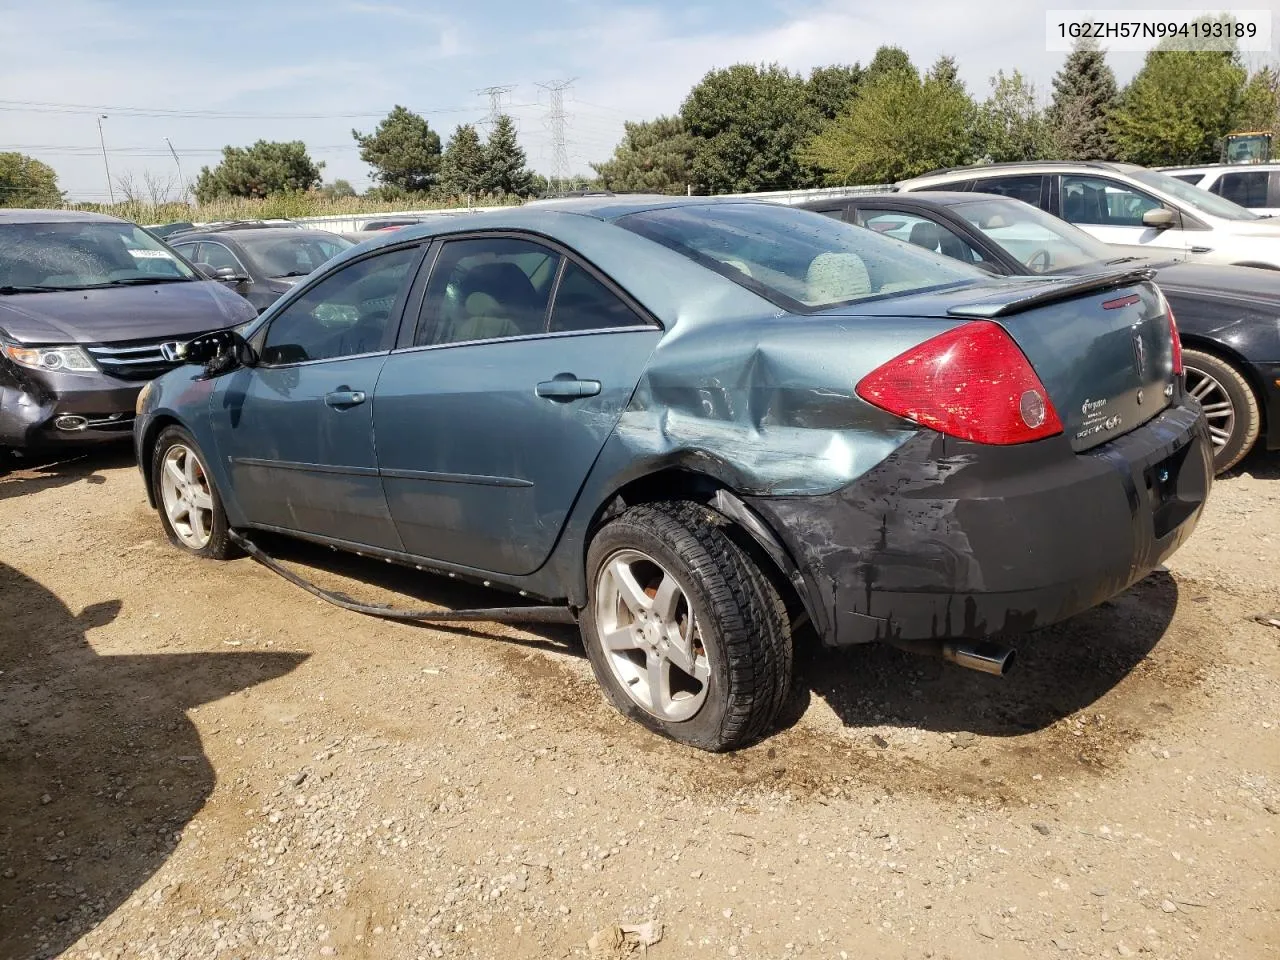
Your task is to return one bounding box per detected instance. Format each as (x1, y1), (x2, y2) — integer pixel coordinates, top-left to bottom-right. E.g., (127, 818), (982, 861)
(616, 203), (982, 312)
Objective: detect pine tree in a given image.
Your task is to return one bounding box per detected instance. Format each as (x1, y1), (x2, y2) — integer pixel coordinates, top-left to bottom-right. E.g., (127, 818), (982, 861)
(1047, 39), (1120, 159)
(438, 124), (488, 198)
(479, 115), (535, 197)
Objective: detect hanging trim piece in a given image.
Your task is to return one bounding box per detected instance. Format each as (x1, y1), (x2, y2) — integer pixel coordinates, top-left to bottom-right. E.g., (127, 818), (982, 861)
(228, 530), (578, 625)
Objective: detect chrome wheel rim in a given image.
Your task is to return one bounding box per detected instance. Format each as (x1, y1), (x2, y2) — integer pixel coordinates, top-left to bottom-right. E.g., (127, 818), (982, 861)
(1185, 365), (1236, 453)
(159, 443), (214, 550)
(594, 549), (711, 722)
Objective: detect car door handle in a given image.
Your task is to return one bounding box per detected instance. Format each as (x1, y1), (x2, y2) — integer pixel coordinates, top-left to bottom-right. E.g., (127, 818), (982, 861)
(535, 377), (601, 401)
(324, 389), (366, 408)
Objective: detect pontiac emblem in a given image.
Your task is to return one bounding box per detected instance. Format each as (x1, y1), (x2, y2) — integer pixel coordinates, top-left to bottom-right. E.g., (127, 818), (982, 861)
(1130, 326), (1147, 379)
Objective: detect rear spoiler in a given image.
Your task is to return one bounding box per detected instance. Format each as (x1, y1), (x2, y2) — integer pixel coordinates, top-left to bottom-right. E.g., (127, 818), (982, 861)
(946, 268), (1156, 319)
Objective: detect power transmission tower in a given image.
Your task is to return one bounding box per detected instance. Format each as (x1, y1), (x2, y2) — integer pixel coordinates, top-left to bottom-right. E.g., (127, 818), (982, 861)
(537, 79), (575, 192)
(476, 85), (514, 129)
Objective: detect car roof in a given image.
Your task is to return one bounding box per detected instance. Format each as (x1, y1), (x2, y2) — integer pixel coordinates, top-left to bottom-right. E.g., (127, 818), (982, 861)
(172, 227), (340, 242)
(1159, 162), (1280, 173)
(899, 160), (1144, 189)
(800, 190), (980, 207)
(0, 208), (126, 224)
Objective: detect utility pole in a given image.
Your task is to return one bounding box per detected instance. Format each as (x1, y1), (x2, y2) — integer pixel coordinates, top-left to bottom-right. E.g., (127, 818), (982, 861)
(164, 137), (186, 204)
(97, 115), (115, 205)
(536, 79), (575, 193)
(476, 85), (514, 130)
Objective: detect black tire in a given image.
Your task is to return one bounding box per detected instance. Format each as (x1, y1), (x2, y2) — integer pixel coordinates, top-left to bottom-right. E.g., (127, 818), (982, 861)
(1183, 348), (1261, 474)
(581, 501), (792, 752)
(150, 425), (237, 560)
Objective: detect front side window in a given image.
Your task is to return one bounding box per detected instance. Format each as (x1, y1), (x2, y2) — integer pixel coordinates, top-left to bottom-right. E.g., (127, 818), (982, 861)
(1214, 171), (1269, 207)
(199, 242), (246, 274)
(857, 209), (991, 268)
(260, 246), (420, 365)
(617, 202), (982, 311)
(951, 197), (1114, 273)
(1061, 176), (1161, 227)
(237, 233), (353, 279)
(415, 237), (561, 346)
(0, 220), (198, 291)
(971, 175), (1044, 206)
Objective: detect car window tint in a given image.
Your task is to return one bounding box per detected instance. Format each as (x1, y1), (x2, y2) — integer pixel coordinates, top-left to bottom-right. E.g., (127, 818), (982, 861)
(809, 208), (846, 220)
(1061, 176), (1161, 226)
(1169, 173), (1206, 186)
(261, 246), (419, 365)
(199, 242), (244, 273)
(1215, 171), (1268, 207)
(548, 261), (647, 333)
(857, 209), (991, 267)
(415, 237), (560, 346)
(172, 242), (200, 264)
(971, 175), (1043, 206)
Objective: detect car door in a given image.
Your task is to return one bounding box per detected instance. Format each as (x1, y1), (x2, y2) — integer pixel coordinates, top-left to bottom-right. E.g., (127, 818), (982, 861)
(1057, 174), (1189, 254)
(374, 234), (663, 576)
(209, 243), (424, 549)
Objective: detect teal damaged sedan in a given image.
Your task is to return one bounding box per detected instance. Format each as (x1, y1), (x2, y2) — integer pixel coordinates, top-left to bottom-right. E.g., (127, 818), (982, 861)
(134, 197), (1212, 751)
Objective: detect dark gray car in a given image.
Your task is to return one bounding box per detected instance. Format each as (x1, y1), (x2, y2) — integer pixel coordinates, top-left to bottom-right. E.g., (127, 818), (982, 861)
(170, 228), (352, 313)
(0, 210), (257, 451)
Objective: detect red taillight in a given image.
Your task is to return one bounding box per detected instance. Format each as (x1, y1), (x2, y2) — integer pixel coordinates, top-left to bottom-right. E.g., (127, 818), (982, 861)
(1167, 305), (1183, 375)
(855, 320), (1063, 445)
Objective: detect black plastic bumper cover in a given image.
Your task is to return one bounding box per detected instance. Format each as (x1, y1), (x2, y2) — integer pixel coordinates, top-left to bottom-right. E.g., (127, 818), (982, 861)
(746, 398), (1213, 646)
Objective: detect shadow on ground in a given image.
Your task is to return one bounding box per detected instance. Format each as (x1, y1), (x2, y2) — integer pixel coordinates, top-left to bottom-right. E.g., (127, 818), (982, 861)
(0, 445), (135, 501)
(789, 571), (1180, 737)
(0, 560), (307, 960)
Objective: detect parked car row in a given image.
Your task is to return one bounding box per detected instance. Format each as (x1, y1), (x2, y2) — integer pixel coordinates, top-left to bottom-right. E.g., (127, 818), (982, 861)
(132, 196), (1213, 750)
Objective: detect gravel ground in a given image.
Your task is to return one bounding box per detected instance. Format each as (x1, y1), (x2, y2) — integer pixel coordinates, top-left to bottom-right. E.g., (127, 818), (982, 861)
(0, 447), (1278, 960)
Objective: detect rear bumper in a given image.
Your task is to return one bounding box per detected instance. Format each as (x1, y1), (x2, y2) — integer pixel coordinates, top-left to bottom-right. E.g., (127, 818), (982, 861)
(746, 397), (1213, 646)
(0, 362), (139, 448)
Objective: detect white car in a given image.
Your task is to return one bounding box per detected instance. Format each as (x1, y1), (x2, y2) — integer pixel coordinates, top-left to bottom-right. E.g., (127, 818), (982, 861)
(1158, 163), (1280, 217)
(897, 161), (1280, 269)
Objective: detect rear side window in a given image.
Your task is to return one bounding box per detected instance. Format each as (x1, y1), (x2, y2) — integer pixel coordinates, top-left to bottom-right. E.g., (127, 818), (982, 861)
(970, 175), (1044, 206)
(415, 237), (560, 346)
(1214, 171), (1268, 207)
(617, 202), (982, 312)
(548, 262), (647, 333)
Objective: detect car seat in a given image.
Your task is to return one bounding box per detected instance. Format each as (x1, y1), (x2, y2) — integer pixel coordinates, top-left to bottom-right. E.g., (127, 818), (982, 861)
(908, 221), (944, 254)
(448, 262), (545, 342)
(805, 252), (871, 303)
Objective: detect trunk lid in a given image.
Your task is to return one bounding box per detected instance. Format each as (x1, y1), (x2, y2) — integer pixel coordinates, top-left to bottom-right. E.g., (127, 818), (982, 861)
(943, 270), (1175, 451)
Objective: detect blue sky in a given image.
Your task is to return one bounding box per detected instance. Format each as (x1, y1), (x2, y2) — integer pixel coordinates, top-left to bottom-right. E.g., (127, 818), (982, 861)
(1, 0), (1272, 201)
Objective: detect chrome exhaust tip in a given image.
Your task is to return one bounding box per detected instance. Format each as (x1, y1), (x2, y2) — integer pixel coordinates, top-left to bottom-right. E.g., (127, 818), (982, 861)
(942, 641), (1016, 677)
(53, 415), (89, 432)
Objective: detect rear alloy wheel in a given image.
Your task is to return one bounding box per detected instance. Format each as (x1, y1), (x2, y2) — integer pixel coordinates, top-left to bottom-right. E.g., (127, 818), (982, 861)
(581, 501), (792, 751)
(1182, 348), (1261, 474)
(152, 425), (236, 559)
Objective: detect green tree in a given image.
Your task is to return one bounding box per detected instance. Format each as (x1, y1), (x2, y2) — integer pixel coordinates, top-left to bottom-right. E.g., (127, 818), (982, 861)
(353, 105), (442, 194)
(926, 55), (961, 88)
(1047, 38), (1120, 159)
(807, 64), (863, 121)
(864, 45), (915, 84)
(592, 115), (695, 194)
(438, 124), (488, 198)
(1238, 65), (1279, 132)
(480, 115), (535, 197)
(680, 63), (820, 193)
(800, 68), (976, 184)
(194, 141), (322, 202)
(975, 70), (1052, 162)
(0, 152), (63, 207)
(1109, 47), (1247, 164)
(316, 179), (356, 199)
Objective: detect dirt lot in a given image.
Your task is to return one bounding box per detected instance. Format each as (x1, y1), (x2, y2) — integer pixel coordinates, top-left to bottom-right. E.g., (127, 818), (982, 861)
(1, 447), (1278, 960)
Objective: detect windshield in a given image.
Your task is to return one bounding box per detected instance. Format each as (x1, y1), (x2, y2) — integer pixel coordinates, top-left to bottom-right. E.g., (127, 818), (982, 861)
(237, 233), (353, 278)
(0, 220), (197, 290)
(951, 197), (1117, 273)
(617, 202), (983, 311)
(1129, 168), (1262, 221)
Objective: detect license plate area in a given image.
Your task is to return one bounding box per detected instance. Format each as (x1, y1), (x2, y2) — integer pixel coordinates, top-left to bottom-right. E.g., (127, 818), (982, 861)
(1144, 441), (1201, 540)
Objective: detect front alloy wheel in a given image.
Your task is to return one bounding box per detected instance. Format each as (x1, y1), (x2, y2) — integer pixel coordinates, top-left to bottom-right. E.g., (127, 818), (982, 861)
(151, 425), (236, 559)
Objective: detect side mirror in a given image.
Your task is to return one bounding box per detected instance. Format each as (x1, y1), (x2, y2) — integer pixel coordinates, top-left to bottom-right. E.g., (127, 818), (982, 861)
(178, 329), (258, 378)
(214, 265), (251, 284)
(1142, 208), (1178, 230)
